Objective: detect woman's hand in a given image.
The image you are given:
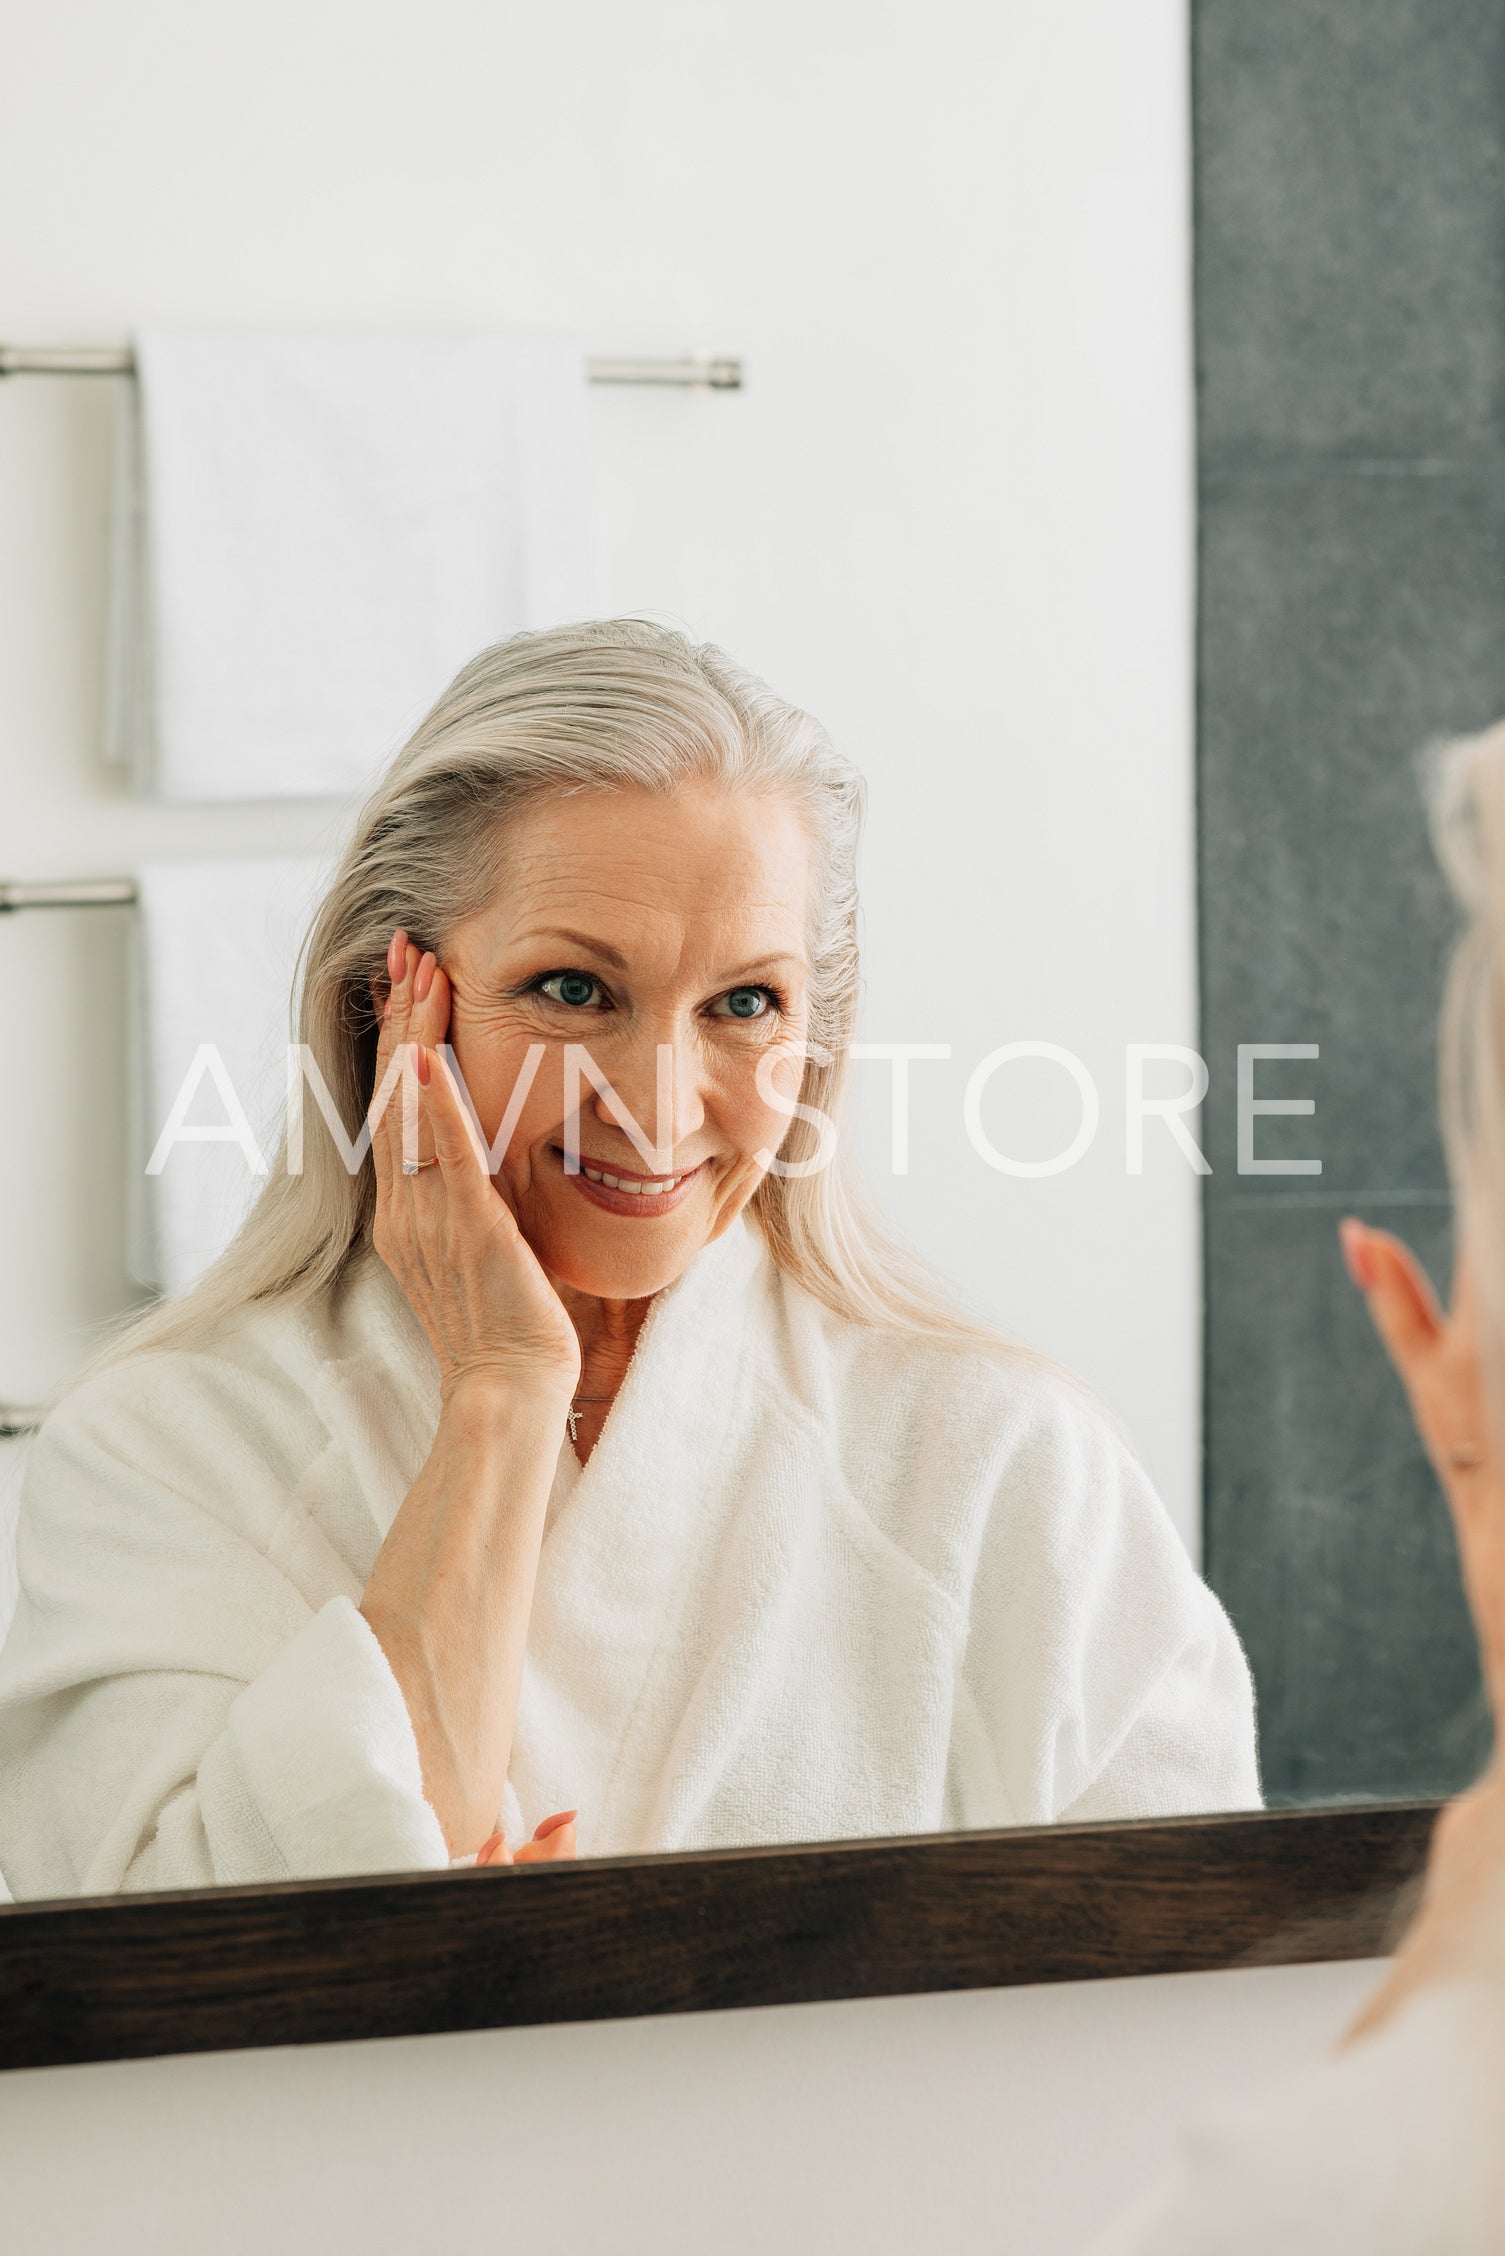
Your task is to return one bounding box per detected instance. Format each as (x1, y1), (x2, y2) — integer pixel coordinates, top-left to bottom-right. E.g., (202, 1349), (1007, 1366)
(357, 931), (582, 1858)
(370, 932), (580, 1408)
(1338, 1217), (1505, 2041)
(1339, 1220), (1505, 1708)
(476, 1810), (578, 1867)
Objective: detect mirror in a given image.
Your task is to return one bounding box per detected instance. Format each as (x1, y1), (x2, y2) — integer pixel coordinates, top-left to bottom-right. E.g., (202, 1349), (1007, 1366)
(0, 2), (1482, 1921)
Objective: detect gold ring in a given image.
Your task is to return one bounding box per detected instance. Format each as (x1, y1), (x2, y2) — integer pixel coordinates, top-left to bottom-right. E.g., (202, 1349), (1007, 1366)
(400, 1157), (438, 1176)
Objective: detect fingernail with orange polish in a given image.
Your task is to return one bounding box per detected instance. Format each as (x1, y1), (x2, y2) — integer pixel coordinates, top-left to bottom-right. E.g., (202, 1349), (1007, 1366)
(533, 1809), (578, 1840)
(1339, 1217), (1372, 1290)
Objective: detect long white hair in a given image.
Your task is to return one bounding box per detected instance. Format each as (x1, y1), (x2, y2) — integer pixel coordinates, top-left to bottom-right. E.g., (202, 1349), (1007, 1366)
(1433, 718), (1505, 1402)
(82, 618), (1029, 1384)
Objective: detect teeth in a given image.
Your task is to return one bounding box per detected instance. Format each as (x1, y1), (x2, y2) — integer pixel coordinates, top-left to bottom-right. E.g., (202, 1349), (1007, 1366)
(580, 1163), (684, 1194)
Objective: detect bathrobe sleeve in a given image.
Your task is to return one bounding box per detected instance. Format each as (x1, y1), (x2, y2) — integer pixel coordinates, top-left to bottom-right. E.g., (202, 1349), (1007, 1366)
(0, 1349), (450, 1899)
(955, 1365), (1261, 1825)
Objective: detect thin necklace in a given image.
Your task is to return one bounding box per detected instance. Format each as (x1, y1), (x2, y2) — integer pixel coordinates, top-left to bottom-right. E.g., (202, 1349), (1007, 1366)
(567, 1394), (614, 1443)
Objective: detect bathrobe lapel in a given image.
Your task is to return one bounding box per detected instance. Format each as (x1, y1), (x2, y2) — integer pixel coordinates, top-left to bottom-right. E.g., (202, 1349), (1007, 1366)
(507, 1217), (767, 1852)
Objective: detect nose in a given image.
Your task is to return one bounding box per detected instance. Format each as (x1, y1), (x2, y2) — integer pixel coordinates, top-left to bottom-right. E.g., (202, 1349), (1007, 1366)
(589, 1030), (706, 1164)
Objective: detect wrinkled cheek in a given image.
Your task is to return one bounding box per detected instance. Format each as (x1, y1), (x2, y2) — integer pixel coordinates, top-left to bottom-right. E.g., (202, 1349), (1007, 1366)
(705, 1162), (765, 1238)
(714, 1123), (785, 1209)
(459, 1051), (570, 1167)
(710, 1080), (787, 1179)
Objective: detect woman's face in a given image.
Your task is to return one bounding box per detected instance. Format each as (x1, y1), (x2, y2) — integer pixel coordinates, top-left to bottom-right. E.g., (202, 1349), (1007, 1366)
(438, 781), (815, 1302)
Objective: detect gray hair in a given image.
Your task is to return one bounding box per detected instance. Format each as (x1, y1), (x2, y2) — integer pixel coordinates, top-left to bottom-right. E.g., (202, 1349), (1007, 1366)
(85, 618), (1028, 1380)
(1433, 719), (1505, 1390)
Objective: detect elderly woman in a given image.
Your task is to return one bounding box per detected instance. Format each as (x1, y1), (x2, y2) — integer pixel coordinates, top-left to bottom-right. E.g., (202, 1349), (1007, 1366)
(1086, 720), (1505, 2254)
(0, 620), (1258, 1896)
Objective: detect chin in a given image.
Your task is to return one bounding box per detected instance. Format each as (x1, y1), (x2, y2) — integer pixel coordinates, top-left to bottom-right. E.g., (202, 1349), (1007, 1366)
(523, 1212), (710, 1303)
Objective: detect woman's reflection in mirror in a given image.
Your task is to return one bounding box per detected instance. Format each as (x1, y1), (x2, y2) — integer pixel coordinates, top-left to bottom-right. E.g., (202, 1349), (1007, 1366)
(0, 621), (1258, 1898)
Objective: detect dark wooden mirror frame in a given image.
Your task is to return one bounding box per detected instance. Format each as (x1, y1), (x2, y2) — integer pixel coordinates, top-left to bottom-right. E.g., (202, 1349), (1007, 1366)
(0, 1800), (1435, 2073)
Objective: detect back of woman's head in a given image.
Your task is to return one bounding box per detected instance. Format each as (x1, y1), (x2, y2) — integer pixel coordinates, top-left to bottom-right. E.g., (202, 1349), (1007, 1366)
(1433, 719), (1505, 1395)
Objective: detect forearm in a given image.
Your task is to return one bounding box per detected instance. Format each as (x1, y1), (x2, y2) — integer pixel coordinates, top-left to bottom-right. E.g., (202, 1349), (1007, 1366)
(359, 1375), (568, 1854)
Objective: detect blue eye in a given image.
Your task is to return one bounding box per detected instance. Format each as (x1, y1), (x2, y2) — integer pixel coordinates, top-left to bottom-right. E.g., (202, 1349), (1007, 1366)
(714, 986), (772, 1021)
(539, 971), (604, 1008)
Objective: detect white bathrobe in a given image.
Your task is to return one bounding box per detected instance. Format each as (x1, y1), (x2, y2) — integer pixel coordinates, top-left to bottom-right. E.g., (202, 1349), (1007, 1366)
(0, 1217), (1259, 1898)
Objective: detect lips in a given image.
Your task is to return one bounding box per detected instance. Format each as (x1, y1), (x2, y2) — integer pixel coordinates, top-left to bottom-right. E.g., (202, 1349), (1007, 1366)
(552, 1146), (706, 1217)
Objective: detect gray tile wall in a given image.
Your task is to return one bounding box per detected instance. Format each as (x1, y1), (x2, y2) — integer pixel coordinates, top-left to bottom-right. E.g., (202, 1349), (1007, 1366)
(1195, 1), (1500, 1800)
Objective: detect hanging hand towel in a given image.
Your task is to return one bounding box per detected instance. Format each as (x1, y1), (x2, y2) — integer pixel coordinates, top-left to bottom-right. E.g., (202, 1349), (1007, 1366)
(128, 855), (331, 1293)
(0, 1436), (27, 1649)
(106, 327), (597, 800)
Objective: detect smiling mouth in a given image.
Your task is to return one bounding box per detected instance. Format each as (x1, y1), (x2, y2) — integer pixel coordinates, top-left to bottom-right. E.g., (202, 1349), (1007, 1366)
(551, 1146), (706, 1206)
(577, 1159), (695, 1195)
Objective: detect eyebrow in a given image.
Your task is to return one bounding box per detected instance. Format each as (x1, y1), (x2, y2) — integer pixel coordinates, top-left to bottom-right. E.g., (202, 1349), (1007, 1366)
(516, 926), (630, 970)
(511, 928), (806, 981)
(724, 953), (807, 980)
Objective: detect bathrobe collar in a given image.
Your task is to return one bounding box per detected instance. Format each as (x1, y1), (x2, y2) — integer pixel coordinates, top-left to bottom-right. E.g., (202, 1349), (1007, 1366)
(511, 1215), (770, 1851)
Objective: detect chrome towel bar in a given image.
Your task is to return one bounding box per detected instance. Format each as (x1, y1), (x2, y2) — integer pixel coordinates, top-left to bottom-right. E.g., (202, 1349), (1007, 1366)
(0, 344), (743, 389)
(0, 878), (138, 912)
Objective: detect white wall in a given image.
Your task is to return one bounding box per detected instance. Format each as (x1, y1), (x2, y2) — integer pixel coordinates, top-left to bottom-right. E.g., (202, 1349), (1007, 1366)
(0, 9), (1326, 2251)
(0, 1959), (1380, 2256)
(0, 0), (1201, 1540)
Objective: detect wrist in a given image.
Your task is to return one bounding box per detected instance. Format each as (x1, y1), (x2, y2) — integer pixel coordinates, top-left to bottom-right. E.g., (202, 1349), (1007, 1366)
(440, 1365), (576, 1425)
(427, 1371), (575, 1500)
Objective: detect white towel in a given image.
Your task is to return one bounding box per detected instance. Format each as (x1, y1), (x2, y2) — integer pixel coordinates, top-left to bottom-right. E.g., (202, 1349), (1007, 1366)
(106, 327), (596, 800)
(129, 856), (330, 1294)
(0, 1431), (28, 1903)
(0, 1438), (27, 1650)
